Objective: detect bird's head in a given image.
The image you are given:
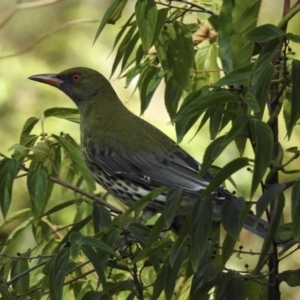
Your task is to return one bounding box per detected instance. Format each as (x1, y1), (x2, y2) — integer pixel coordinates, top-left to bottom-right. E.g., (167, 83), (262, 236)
(29, 67), (118, 114)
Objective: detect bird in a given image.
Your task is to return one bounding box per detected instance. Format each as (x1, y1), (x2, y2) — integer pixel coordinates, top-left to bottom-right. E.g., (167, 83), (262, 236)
(28, 67), (272, 241)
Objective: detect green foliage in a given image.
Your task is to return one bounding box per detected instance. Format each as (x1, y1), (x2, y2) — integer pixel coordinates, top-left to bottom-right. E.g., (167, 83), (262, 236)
(1, 1), (300, 300)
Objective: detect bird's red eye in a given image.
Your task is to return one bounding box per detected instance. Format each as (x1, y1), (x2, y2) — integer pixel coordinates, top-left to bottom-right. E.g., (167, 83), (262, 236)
(72, 74), (81, 82)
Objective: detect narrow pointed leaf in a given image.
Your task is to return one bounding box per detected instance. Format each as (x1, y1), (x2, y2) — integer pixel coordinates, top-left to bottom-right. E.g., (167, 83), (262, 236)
(240, 92), (260, 113)
(135, 0), (157, 53)
(255, 184), (285, 226)
(11, 259), (29, 293)
(44, 107), (80, 123)
(278, 269), (300, 287)
(251, 39), (280, 85)
(0, 159), (19, 218)
(251, 120), (273, 197)
(201, 157), (249, 199)
(164, 188), (182, 228)
(93, 0), (128, 44)
(27, 169), (48, 216)
(19, 117), (39, 143)
(221, 198), (245, 240)
(190, 198), (213, 271)
(218, 0), (233, 74)
(81, 244), (107, 289)
(52, 134), (96, 191)
(287, 59), (300, 138)
(291, 180), (300, 239)
(169, 214), (190, 267)
(164, 248), (186, 300)
(49, 248), (70, 300)
(245, 24), (285, 42)
(168, 21), (194, 90)
(253, 192), (285, 274)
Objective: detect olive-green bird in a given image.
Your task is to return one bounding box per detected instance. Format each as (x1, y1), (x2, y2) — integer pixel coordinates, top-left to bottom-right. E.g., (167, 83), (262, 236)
(29, 67), (270, 239)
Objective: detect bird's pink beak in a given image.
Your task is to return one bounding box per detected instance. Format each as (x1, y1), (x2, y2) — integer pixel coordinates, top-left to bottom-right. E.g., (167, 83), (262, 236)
(28, 73), (63, 87)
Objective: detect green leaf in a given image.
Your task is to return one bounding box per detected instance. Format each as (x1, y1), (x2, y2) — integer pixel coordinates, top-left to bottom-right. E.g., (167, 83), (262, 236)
(176, 90), (235, 124)
(221, 115), (250, 147)
(221, 198), (245, 240)
(49, 248), (70, 300)
(169, 214), (190, 267)
(251, 120), (273, 197)
(70, 232), (119, 258)
(291, 180), (300, 239)
(93, 205), (111, 233)
(0, 218), (34, 254)
(164, 75), (182, 121)
(229, 0), (262, 70)
(40, 199), (78, 218)
(135, 0), (157, 53)
(19, 117), (39, 144)
(111, 13), (135, 52)
(164, 188), (182, 228)
(198, 136), (226, 178)
(278, 269), (300, 287)
(120, 186), (165, 220)
(111, 22), (137, 77)
(93, 0), (128, 44)
(57, 215), (92, 250)
(139, 67), (165, 114)
(245, 24), (285, 42)
(253, 192), (285, 274)
(240, 92), (260, 113)
(0, 159), (19, 218)
(175, 90), (236, 142)
(44, 107), (80, 123)
(154, 27), (169, 70)
(153, 8), (169, 44)
(52, 134), (96, 191)
(287, 59), (300, 139)
(164, 248), (186, 300)
(190, 198), (213, 271)
(218, 0), (233, 74)
(81, 244), (107, 289)
(11, 259), (29, 293)
(200, 157), (249, 199)
(249, 64), (274, 119)
(28, 142), (51, 162)
(120, 31), (140, 73)
(0, 283), (13, 299)
(286, 33), (300, 43)
(127, 222), (150, 248)
(251, 39), (280, 85)
(215, 273), (247, 300)
(27, 169), (48, 217)
(213, 63), (253, 87)
(255, 184), (285, 226)
(168, 22), (194, 90)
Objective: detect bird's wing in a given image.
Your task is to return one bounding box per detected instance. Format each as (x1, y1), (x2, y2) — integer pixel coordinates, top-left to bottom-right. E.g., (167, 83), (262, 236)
(90, 143), (223, 197)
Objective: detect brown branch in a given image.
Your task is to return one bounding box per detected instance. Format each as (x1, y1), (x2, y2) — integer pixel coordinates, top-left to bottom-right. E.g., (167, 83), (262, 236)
(18, 164), (122, 214)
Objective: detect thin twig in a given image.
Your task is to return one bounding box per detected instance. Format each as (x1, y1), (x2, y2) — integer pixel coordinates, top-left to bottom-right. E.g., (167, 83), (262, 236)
(0, 0), (63, 29)
(18, 163), (122, 214)
(0, 19), (100, 60)
(6, 259), (49, 286)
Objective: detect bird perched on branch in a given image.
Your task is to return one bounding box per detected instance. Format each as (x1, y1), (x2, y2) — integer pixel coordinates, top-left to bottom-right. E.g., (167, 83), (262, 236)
(29, 67), (271, 240)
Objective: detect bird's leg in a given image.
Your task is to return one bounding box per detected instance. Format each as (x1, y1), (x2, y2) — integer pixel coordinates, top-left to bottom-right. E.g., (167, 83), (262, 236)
(136, 207), (157, 223)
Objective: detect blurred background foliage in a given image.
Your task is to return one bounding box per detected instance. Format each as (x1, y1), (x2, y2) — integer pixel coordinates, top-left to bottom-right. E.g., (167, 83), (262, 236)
(0, 0), (300, 299)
